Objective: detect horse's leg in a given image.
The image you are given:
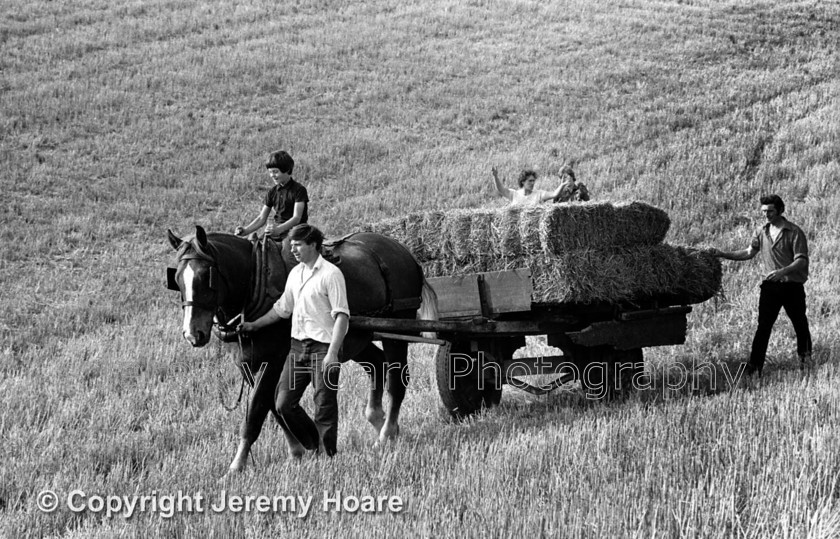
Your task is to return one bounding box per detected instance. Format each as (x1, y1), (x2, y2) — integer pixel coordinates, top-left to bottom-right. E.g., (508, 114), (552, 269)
(228, 355), (283, 472)
(379, 339), (409, 442)
(228, 325), (300, 473)
(229, 439), (250, 473)
(356, 342), (387, 433)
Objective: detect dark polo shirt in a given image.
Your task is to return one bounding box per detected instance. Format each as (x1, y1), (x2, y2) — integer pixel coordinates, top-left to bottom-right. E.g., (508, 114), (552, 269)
(264, 178), (308, 225)
(750, 218), (809, 283)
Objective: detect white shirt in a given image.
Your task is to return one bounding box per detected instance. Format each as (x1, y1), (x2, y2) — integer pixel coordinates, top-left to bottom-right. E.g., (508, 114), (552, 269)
(273, 255), (350, 343)
(511, 188), (547, 206)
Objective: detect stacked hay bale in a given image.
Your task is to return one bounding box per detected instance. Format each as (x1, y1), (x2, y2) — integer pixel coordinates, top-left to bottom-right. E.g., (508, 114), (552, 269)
(364, 202), (721, 306)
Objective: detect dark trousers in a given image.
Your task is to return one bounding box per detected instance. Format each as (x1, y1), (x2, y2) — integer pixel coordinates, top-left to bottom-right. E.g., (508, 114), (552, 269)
(749, 281), (812, 373)
(276, 339), (341, 456)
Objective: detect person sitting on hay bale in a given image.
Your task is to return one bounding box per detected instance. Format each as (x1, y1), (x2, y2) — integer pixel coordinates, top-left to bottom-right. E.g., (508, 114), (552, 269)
(552, 164), (590, 203)
(491, 167), (572, 206)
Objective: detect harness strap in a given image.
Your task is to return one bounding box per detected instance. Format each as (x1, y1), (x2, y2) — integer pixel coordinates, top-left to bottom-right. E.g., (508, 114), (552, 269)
(244, 238), (286, 321)
(245, 240), (266, 321)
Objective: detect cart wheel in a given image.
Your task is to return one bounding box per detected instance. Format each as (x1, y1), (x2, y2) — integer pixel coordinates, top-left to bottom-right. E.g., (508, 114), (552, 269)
(436, 340), (503, 420)
(575, 346), (644, 400)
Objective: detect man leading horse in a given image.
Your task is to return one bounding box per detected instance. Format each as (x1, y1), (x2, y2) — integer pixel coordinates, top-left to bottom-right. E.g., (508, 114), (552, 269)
(238, 224), (349, 457)
(167, 224), (438, 473)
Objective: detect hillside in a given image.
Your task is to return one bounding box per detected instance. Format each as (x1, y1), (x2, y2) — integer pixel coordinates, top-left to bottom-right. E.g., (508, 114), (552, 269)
(2, 0), (839, 536)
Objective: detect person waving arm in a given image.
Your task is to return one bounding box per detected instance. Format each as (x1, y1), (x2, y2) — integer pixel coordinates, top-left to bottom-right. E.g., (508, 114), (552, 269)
(491, 167), (515, 202)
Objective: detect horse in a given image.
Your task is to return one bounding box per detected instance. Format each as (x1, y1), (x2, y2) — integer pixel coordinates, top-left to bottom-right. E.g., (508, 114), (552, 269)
(166, 225), (439, 472)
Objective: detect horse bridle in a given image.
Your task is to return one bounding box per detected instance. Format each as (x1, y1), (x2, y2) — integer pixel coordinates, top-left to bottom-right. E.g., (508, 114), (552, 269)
(167, 250), (240, 330)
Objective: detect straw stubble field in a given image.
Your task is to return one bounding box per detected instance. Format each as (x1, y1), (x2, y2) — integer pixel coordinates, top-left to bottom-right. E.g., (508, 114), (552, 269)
(2, 0), (840, 537)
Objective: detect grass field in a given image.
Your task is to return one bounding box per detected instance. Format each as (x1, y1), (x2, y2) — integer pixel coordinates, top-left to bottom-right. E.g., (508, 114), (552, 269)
(2, 0), (840, 537)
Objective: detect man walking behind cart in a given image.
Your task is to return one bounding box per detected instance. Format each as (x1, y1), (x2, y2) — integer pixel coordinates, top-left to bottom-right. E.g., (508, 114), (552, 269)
(238, 223), (350, 456)
(710, 194), (812, 379)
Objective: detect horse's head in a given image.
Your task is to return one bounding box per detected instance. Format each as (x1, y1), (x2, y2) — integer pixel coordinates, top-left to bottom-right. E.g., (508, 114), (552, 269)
(167, 226), (245, 347)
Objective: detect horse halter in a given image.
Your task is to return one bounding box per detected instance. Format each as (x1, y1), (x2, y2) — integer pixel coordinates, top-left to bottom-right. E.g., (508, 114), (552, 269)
(167, 251), (224, 314)
(167, 237), (252, 335)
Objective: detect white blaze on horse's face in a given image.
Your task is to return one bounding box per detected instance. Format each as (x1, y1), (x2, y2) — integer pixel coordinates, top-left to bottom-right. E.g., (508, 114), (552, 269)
(180, 261), (217, 347)
(181, 264), (197, 342)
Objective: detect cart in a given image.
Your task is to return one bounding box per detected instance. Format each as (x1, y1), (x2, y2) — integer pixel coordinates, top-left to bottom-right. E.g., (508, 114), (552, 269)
(349, 268), (693, 419)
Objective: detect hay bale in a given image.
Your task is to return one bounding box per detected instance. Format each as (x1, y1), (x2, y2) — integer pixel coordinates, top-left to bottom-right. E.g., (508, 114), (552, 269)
(510, 201), (668, 257)
(419, 244), (722, 306)
(538, 202), (618, 253)
(612, 201), (670, 246)
(402, 212), (426, 260)
(367, 216), (404, 240)
(528, 248), (646, 304)
(420, 211), (445, 258)
(424, 258), (444, 278)
(468, 209), (496, 257)
(529, 250), (598, 304)
(495, 206), (522, 258)
(366, 200), (671, 261)
(533, 245), (720, 305)
(517, 206), (543, 256)
(441, 210), (474, 261)
(366, 202), (714, 306)
(643, 244), (685, 291)
(671, 246), (722, 304)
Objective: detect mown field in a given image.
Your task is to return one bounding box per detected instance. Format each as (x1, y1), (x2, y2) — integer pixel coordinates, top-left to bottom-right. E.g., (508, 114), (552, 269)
(2, 0), (839, 537)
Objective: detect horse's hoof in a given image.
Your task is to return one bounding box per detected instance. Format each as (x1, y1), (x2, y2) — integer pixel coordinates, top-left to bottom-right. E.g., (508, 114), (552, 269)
(228, 457), (248, 471)
(379, 423), (400, 442)
(286, 439), (307, 460)
(219, 467), (243, 484)
(365, 408), (386, 432)
(375, 429), (399, 449)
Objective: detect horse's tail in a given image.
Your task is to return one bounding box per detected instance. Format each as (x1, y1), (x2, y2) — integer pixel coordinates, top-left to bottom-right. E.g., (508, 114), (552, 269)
(418, 278), (439, 322)
(418, 278), (439, 340)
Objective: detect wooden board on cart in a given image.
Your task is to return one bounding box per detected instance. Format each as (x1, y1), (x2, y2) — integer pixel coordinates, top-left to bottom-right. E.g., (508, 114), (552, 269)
(428, 268), (532, 319)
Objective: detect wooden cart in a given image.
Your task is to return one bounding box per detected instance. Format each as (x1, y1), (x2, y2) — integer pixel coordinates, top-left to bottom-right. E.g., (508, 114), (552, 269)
(349, 268), (693, 419)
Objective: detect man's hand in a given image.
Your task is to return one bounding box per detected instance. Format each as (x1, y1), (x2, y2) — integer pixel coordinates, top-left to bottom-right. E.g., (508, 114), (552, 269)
(237, 321), (258, 334)
(323, 351), (340, 368)
(765, 269), (788, 282)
